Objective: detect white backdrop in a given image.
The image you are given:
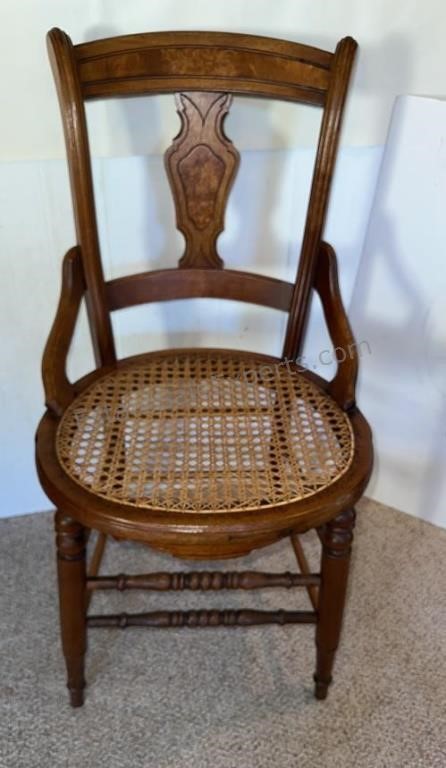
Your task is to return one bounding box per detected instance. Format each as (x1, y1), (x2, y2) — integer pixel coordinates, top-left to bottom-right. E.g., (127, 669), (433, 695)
(351, 96), (446, 529)
(1, 0), (445, 526)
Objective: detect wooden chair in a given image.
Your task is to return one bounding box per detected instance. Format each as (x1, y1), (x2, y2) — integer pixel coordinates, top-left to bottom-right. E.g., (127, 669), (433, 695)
(35, 28), (373, 707)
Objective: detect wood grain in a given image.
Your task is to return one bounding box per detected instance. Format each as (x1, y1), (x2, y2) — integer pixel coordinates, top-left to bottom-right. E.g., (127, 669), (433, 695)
(87, 570), (321, 591)
(76, 30), (332, 104)
(290, 533), (319, 610)
(165, 92), (239, 268)
(87, 609), (317, 628)
(105, 268), (293, 311)
(47, 28), (116, 366)
(283, 37), (358, 362)
(42, 247), (84, 416)
(314, 508), (356, 699)
(55, 511), (87, 707)
(314, 241), (358, 410)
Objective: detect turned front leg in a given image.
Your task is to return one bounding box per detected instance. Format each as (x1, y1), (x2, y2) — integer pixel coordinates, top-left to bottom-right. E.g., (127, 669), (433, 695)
(314, 508), (356, 700)
(55, 511), (87, 707)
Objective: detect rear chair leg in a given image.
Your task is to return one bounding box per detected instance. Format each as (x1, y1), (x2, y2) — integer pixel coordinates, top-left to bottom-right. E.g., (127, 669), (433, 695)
(314, 508), (356, 700)
(55, 511), (87, 707)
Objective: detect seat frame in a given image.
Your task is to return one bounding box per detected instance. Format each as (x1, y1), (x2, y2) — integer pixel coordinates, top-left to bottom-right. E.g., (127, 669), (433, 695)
(35, 28), (373, 707)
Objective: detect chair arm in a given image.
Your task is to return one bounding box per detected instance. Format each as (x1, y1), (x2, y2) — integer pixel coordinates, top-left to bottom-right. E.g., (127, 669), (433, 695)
(42, 246), (86, 416)
(313, 241), (358, 411)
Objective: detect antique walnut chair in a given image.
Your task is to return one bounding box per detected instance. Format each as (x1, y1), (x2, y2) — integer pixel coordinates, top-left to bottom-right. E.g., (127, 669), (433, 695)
(35, 28), (373, 707)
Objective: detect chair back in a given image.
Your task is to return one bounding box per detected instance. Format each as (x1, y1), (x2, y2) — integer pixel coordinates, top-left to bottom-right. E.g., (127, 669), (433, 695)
(47, 29), (357, 366)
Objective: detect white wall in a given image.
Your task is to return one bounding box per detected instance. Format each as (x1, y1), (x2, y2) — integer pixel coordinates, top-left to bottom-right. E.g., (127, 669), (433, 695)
(1, 0), (445, 522)
(351, 96), (446, 529)
(1, 0), (446, 159)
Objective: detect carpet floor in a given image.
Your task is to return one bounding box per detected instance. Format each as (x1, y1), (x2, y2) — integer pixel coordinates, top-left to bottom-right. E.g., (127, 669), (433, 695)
(1, 498), (445, 767)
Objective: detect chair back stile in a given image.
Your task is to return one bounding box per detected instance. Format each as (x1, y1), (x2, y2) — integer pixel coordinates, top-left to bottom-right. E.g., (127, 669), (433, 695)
(47, 30), (116, 367)
(282, 37), (357, 360)
(47, 28), (357, 366)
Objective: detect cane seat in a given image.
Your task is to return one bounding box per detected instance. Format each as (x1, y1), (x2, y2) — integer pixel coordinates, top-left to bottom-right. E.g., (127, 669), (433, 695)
(56, 349), (354, 514)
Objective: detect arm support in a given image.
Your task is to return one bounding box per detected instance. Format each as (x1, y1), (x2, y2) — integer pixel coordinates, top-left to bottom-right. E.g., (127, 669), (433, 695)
(42, 246), (85, 416)
(314, 242), (358, 411)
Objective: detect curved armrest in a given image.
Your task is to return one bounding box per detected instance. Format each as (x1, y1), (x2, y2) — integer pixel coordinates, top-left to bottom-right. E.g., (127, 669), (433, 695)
(42, 246), (85, 416)
(313, 241), (357, 411)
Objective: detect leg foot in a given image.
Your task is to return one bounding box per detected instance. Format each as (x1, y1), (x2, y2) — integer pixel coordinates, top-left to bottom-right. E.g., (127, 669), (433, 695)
(69, 683), (85, 707)
(314, 674), (330, 700)
(314, 509), (355, 700)
(67, 656), (86, 707)
(55, 511), (87, 707)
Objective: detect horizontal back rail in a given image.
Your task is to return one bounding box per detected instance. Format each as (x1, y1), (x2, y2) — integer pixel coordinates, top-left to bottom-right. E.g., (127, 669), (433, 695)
(105, 268), (294, 312)
(75, 31), (332, 104)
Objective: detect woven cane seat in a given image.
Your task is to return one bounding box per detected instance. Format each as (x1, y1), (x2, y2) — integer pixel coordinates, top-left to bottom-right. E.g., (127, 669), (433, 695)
(56, 350), (354, 514)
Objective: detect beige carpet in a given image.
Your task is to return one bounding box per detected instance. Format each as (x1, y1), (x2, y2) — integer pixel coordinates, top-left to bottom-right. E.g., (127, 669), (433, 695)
(1, 498), (445, 768)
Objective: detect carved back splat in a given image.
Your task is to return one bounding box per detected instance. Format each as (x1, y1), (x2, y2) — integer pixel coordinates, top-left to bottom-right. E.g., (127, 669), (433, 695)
(165, 92), (240, 269)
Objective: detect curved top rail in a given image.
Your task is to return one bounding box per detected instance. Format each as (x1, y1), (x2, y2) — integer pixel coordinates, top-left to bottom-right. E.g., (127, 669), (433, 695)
(73, 30), (334, 104)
